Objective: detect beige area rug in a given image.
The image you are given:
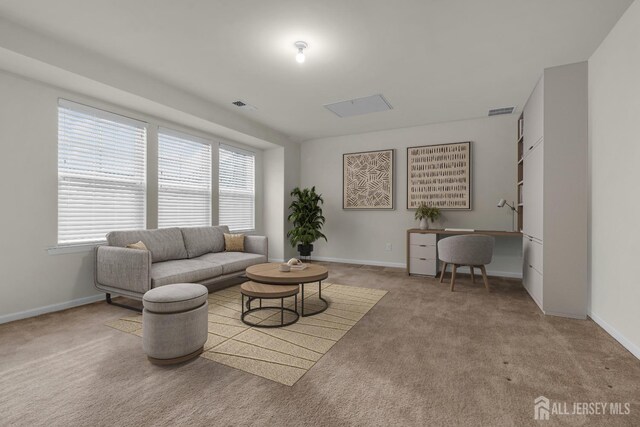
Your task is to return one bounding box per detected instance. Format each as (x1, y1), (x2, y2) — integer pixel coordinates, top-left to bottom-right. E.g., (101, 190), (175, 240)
(107, 282), (387, 386)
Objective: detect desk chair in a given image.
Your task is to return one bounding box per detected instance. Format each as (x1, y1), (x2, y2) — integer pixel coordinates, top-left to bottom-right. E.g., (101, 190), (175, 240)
(438, 235), (495, 292)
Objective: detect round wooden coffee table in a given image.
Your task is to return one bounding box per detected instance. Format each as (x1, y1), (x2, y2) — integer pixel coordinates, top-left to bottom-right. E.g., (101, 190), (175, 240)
(245, 263), (329, 317)
(240, 282), (299, 328)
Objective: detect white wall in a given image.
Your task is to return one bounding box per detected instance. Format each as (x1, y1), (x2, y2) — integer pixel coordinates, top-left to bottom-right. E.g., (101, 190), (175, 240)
(588, 0), (640, 358)
(300, 115), (522, 276)
(0, 17), (292, 149)
(263, 147), (285, 260)
(283, 143), (301, 259)
(0, 71), (265, 323)
(263, 143), (301, 261)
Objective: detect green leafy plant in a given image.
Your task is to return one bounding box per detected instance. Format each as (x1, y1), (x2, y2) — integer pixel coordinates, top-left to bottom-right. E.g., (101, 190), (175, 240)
(287, 186), (327, 248)
(414, 202), (441, 223)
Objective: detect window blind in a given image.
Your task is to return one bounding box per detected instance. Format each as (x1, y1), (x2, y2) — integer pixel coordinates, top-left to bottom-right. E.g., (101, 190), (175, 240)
(57, 99), (147, 245)
(219, 145), (255, 231)
(158, 129), (212, 228)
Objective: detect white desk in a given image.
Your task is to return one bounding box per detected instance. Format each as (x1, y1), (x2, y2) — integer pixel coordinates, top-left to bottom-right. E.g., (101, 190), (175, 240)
(406, 228), (523, 277)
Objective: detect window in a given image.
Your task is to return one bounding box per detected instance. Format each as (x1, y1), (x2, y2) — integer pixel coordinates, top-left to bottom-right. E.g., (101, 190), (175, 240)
(219, 145), (255, 231)
(57, 99), (147, 245)
(158, 129), (212, 228)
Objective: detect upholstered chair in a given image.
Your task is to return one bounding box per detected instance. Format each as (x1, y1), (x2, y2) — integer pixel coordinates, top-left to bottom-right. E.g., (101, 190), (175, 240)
(437, 235), (495, 292)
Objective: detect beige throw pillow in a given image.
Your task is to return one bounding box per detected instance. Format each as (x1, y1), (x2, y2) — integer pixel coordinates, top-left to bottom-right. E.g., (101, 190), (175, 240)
(126, 241), (148, 250)
(224, 233), (245, 252)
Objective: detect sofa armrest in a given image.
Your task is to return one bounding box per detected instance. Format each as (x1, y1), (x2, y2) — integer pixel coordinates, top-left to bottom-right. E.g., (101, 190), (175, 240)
(245, 235), (268, 258)
(95, 246), (152, 296)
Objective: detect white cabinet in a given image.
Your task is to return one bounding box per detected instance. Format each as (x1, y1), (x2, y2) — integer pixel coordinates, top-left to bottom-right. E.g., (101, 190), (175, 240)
(409, 258), (437, 276)
(523, 264), (543, 307)
(522, 141), (543, 242)
(523, 77), (544, 151)
(523, 237), (543, 274)
(410, 233), (436, 246)
(520, 62), (588, 319)
(408, 232), (437, 276)
(410, 244), (437, 259)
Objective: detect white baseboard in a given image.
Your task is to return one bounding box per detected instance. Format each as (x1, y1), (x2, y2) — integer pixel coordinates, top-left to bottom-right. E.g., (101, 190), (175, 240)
(0, 294), (104, 325)
(588, 311), (640, 360)
(451, 265), (522, 279)
(544, 310), (587, 320)
(490, 271), (523, 279)
(310, 255), (406, 269)
(309, 255), (522, 278)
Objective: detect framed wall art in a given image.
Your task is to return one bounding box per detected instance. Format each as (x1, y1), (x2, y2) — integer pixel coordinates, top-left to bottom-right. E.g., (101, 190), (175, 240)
(343, 149), (394, 210)
(407, 141), (471, 210)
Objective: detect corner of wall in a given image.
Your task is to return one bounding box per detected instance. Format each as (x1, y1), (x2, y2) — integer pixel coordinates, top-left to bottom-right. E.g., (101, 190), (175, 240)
(587, 0), (640, 360)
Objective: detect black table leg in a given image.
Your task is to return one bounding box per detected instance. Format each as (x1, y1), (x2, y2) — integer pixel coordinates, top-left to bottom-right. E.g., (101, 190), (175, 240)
(281, 297), (284, 325)
(300, 280), (329, 317)
(240, 293), (299, 328)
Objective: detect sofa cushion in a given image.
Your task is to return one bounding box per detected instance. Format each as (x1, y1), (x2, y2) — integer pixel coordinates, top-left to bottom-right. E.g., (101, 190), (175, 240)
(143, 283), (208, 313)
(107, 228), (188, 263)
(195, 252), (267, 275)
(180, 226), (229, 258)
(151, 259), (223, 288)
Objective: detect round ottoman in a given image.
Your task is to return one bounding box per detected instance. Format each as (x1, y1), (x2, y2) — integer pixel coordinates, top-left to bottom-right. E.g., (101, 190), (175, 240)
(142, 283), (209, 365)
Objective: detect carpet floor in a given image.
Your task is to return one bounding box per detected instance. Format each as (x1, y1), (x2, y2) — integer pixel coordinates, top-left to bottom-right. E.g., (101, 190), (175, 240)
(107, 282), (387, 386)
(1, 262), (639, 426)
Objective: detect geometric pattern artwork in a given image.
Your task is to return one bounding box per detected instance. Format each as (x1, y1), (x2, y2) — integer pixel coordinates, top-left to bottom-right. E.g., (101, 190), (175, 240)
(107, 282), (387, 386)
(343, 149), (394, 209)
(407, 141), (471, 210)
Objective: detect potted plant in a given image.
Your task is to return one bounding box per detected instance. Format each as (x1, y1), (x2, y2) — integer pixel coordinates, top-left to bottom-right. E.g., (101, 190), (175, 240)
(287, 186), (327, 257)
(415, 202), (440, 230)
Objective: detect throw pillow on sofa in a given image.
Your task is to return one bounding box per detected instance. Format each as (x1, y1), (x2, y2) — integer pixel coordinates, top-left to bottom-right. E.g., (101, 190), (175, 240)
(224, 233), (245, 252)
(126, 241), (148, 250)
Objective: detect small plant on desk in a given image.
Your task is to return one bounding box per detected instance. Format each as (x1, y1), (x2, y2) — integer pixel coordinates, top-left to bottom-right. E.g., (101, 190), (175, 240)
(415, 203), (441, 230)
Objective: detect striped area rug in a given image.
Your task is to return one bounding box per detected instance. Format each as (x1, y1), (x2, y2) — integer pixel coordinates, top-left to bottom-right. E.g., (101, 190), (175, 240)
(107, 282), (387, 386)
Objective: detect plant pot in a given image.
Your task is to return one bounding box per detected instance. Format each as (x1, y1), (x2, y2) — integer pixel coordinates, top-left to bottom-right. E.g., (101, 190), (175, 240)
(297, 244), (314, 257)
(419, 218), (428, 230)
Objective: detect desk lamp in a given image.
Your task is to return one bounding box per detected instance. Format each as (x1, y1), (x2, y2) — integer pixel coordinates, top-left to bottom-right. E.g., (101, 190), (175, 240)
(497, 199), (518, 232)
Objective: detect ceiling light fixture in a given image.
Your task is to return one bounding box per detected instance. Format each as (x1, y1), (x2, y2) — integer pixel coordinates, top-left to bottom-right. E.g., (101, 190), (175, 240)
(294, 41), (308, 63)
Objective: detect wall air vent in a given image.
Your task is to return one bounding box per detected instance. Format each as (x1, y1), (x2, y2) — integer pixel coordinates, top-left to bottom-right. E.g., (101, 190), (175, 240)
(232, 100), (257, 111)
(324, 94), (393, 118)
(488, 107), (515, 116)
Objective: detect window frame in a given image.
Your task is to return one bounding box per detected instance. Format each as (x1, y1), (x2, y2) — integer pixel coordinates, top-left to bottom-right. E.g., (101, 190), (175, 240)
(56, 98), (148, 247)
(218, 143), (256, 233)
(157, 127), (213, 229)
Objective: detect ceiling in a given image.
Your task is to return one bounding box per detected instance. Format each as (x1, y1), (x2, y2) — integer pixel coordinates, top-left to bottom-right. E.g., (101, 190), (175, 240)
(0, 0), (632, 142)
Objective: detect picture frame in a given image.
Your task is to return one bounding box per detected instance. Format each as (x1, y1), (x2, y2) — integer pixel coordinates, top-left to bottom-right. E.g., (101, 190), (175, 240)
(406, 141), (472, 210)
(343, 149), (394, 210)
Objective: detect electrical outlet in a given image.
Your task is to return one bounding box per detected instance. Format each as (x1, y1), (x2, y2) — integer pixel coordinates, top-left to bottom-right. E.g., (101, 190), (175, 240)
(384, 243), (392, 252)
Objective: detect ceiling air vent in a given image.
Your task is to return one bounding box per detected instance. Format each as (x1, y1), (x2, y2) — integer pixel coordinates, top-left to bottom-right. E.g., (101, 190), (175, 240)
(324, 94), (392, 118)
(488, 107), (515, 116)
(232, 100), (257, 111)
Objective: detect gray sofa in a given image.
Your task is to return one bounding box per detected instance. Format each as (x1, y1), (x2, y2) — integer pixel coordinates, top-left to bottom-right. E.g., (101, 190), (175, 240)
(95, 225), (268, 306)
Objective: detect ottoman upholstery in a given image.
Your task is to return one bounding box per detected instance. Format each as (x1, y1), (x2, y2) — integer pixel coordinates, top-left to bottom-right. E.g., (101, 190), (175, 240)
(143, 282), (209, 312)
(142, 283), (209, 364)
